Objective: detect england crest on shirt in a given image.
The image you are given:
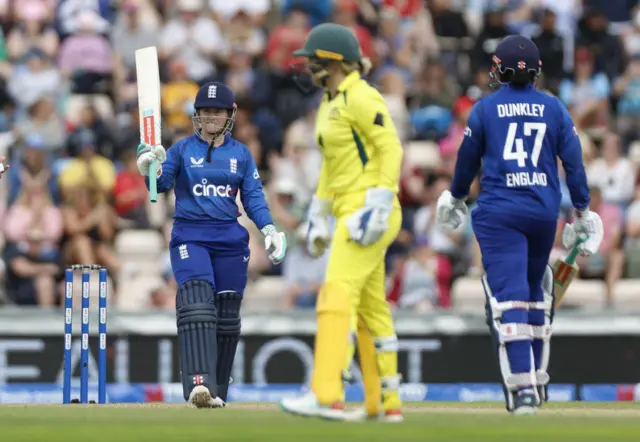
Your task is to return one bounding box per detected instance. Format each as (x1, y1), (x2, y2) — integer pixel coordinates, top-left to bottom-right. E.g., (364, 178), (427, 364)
(230, 158), (237, 174)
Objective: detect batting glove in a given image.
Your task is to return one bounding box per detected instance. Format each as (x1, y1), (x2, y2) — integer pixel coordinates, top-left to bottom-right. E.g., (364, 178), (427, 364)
(306, 196), (332, 257)
(136, 143), (167, 177)
(562, 208), (603, 257)
(345, 187), (394, 246)
(262, 224), (287, 265)
(436, 190), (468, 231)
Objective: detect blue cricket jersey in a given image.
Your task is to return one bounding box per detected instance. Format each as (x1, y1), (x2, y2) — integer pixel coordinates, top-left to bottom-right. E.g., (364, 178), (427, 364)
(145, 134), (273, 232)
(451, 84), (590, 221)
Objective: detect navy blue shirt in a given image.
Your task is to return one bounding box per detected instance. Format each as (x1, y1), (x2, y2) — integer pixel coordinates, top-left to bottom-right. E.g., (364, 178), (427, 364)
(451, 84), (590, 221)
(146, 134), (273, 229)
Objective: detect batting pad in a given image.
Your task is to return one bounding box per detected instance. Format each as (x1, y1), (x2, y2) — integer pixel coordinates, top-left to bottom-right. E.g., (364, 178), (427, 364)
(530, 265), (554, 403)
(215, 290), (242, 402)
(176, 280), (218, 401)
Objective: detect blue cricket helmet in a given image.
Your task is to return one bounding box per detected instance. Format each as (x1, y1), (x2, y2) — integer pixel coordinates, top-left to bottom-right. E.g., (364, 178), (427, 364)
(194, 81), (236, 110)
(490, 35), (541, 88)
(192, 82), (237, 143)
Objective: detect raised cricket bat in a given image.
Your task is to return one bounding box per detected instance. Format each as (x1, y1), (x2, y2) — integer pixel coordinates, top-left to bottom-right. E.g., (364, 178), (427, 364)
(552, 233), (588, 308)
(135, 46), (161, 203)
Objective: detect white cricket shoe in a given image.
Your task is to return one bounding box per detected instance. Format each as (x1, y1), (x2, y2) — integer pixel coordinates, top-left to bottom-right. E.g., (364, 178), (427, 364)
(343, 408), (404, 423)
(188, 385), (227, 409)
(511, 392), (537, 416)
(280, 391), (347, 420)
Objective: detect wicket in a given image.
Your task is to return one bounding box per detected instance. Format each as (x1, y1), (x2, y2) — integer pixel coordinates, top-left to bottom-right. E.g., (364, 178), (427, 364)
(63, 265), (108, 404)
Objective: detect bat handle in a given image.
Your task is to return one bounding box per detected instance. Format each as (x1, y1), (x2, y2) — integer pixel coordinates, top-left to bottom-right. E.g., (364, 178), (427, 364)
(566, 233), (589, 264)
(149, 160), (158, 203)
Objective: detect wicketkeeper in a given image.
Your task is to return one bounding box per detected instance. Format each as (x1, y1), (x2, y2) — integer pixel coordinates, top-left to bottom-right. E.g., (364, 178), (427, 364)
(280, 23), (403, 423)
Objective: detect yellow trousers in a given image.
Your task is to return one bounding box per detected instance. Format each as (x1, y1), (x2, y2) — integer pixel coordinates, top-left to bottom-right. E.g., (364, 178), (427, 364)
(311, 201), (402, 414)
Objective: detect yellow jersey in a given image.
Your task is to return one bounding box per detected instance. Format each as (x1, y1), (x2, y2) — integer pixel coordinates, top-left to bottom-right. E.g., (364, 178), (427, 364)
(314, 71), (402, 212)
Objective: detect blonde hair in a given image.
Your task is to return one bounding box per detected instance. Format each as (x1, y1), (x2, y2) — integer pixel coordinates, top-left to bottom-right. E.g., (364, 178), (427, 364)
(341, 57), (373, 76)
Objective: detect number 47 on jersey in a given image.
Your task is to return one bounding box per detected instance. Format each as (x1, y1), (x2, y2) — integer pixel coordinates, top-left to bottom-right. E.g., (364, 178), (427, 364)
(503, 122), (547, 168)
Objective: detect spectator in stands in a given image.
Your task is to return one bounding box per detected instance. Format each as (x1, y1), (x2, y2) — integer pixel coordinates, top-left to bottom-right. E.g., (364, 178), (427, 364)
(209, 0), (270, 26)
(471, 6), (509, 73)
(4, 181), (62, 251)
(266, 5), (310, 73)
(559, 47), (610, 135)
(161, 59), (199, 136)
(414, 174), (466, 277)
(576, 187), (625, 308)
(58, 9), (114, 95)
(113, 150), (150, 228)
(614, 54), (640, 146)
(283, 236), (329, 310)
(408, 61), (459, 140)
(6, 0), (59, 61)
(67, 102), (117, 160)
(372, 7), (412, 79)
(388, 234), (453, 309)
(219, 47), (270, 110)
(378, 68), (410, 143)
(218, 10), (267, 59)
(7, 135), (59, 205)
(58, 129), (116, 202)
(531, 8), (565, 94)
(624, 180), (640, 276)
(622, 6), (640, 56)
(7, 48), (60, 111)
(111, 0), (159, 74)
(575, 8), (625, 81)
(3, 228), (62, 306)
(61, 186), (120, 279)
(387, 235), (439, 312)
(587, 133), (636, 206)
(159, 0), (222, 82)
(14, 95), (65, 152)
(280, 0), (332, 27)
(274, 119), (321, 204)
(333, 0), (373, 58)
(439, 95), (475, 176)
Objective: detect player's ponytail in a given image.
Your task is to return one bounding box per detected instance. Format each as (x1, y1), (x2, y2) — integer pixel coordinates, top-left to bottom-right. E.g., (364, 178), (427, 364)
(358, 57), (372, 75)
(341, 57), (372, 76)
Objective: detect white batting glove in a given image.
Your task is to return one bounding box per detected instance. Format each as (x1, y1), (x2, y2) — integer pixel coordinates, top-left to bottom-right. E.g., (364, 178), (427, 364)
(562, 209), (603, 256)
(136, 143), (167, 177)
(345, 187), (393, 246)
(436, 190), (468, 231)
(306, 196), (332, 258)
(261, 224), (287, 265)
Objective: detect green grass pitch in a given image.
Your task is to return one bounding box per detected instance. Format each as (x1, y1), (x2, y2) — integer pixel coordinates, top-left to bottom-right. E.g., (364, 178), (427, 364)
(1, 402), (639, 442)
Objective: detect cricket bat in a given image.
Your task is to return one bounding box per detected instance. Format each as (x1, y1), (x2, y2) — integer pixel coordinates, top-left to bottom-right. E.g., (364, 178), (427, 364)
(135, 46), (161, 203)
(552, 233), (588, 308)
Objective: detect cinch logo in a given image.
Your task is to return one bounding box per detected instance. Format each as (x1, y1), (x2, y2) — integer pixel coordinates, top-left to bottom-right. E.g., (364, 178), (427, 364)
(192, 179), (236, 197)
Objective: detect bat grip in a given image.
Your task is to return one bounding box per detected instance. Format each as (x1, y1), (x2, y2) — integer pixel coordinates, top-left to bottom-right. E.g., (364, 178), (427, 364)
(566, 233), (588, 264)
(149, 160), (158, 203)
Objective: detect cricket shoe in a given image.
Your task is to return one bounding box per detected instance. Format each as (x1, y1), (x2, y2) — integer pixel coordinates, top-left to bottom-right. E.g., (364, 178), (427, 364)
(280, 391), (347, 420)
(511, 392), (537, 415)
(188, 385), (226, 409)
(343, 408), (404, 423)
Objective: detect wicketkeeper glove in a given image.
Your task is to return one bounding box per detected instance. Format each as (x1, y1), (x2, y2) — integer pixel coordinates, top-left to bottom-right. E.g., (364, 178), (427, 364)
(345, 187), (394, 246)
(561, 208), (603, 257)
(306, 196), (332, 257)
(262, 224), (287, 265)
(435, 190), (468, 231)
(136, 143), (167, 177)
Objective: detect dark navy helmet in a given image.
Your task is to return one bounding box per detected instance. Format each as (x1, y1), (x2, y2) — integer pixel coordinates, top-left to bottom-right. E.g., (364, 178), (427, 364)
(490, 35), (541, 88)
(192, 82), (237, 141)
(194, 82), (236, 110)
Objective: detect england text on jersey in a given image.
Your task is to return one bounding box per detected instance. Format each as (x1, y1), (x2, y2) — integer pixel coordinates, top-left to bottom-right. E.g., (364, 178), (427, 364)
(506, 171), (548, 188)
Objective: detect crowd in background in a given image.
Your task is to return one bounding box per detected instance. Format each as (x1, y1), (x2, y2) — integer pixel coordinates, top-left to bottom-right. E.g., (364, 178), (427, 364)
(0, 0), (639, 311)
